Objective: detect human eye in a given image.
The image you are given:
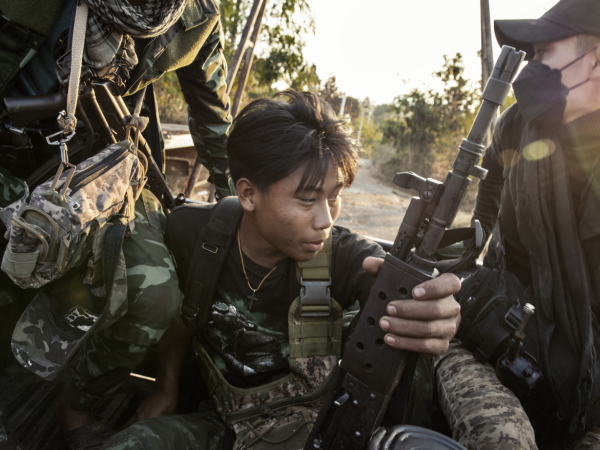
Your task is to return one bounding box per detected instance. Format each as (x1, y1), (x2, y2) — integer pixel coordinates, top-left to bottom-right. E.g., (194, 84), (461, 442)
(299, 197), (316, 204)
(534, 47), (546, 60)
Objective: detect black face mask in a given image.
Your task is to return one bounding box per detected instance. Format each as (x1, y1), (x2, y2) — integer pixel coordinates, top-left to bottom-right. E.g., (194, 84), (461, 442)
(513, 47), (598, 127)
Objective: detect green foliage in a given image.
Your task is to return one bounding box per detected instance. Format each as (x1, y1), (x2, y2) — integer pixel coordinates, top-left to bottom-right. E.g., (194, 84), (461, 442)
(222, 0), (320, 99)
(155, 0), (320, 121)
(374, 53), (478, 178)
(319, 76), (361, 121)
(154, 71), (188, 124)
(359, 120), (383, 156)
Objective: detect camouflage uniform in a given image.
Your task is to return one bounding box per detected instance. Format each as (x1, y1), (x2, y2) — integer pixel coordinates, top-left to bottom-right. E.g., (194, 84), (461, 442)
(101, 401), (235, 450)
(434, 341), (537, 450)
(63, 190), (182, 410)
(0, 0), (232, 410)
(435, 341), (600, 450)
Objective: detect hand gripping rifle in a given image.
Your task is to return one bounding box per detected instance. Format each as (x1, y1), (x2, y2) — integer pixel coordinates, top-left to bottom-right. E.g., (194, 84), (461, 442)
(304, 46), (525, 450)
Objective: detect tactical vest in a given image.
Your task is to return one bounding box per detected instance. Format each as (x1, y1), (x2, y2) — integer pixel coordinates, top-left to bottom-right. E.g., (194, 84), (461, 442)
(0, 0), (220, 99)
(166, 199), (436, 448)
(168, 198), (343, 449)
(196, 234), (343, 450)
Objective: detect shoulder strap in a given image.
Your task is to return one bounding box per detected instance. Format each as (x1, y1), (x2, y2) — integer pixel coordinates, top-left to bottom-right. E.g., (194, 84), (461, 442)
(181, 197), (244, 329)
(295, 233), (333, 317)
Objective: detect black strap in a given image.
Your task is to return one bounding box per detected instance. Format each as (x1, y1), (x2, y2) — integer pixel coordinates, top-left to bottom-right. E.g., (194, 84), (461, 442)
(435, 221), (483, 274)
(143, 84), (164, 172)
(474, 322), (512, 363)
(437, 227), (474, 249)
(181, 197), (244, 329)
(103, 220), (127, 300)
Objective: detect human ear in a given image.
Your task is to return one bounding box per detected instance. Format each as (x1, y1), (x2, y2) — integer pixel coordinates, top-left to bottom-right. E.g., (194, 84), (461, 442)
(235, 178), (257, 212)
(236, 178), (257, 212)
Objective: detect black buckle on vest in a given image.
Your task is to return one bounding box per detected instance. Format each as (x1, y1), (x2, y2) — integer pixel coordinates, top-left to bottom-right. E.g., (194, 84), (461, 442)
(504, 303), (523, 330)
(300, 277), (331, 317)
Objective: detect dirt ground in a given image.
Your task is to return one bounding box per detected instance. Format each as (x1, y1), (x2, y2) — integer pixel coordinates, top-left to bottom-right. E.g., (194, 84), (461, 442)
(336, 159), (474, 242)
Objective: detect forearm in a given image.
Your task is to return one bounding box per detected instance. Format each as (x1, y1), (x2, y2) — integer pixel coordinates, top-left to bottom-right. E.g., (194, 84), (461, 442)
(154, 320), (192, 393)
(177, 20), (233, 198)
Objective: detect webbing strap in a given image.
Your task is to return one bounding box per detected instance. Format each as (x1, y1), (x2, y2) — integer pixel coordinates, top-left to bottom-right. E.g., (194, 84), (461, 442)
(288, 297), (343, 359)
(58, 1), (88, 133)
(181, 197), (244, 329)
(296, 234), (331, 281)
(103, 220), (127, 301)
(474, 321), (512, 363)
(295, 234), (333, 316)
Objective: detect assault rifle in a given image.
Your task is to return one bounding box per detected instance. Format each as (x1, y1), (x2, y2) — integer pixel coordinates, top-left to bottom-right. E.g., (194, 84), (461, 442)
(4, 81), (176, 209)
(305, 46), (526, 450)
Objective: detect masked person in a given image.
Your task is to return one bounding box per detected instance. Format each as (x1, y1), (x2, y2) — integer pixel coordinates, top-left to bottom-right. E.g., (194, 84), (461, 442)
(98, 90), (463, 450)
(434, 0), (600, 449)
(0, 0), (232, 444)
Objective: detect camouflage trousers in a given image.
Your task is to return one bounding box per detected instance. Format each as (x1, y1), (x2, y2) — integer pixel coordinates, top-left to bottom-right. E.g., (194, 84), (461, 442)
(63, 190), (183, 410)
(434, 341), (600, 450)
(1, 167), (182, 411)
(101, 401), (235, 450)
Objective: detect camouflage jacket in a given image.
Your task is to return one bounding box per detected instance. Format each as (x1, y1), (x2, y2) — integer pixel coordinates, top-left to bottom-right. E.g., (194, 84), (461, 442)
(0, 0), (232, 198)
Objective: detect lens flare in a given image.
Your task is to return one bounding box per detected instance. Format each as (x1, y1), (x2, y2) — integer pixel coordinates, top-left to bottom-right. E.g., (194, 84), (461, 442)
(522, 140), (556, 161)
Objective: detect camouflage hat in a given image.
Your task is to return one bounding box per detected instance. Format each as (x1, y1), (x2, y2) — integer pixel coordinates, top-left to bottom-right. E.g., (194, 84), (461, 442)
(11, 241), (129, 381)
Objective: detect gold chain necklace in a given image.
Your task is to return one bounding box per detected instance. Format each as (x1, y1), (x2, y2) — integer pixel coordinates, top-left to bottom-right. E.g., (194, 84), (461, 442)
(237, 229), (276, 310)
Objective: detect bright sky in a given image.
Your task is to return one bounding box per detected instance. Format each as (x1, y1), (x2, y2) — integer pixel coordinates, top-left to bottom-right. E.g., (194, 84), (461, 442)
(302, 0), (558, 105)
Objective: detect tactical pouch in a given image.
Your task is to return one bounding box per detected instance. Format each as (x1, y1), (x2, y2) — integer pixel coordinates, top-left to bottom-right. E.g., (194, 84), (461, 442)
(455, 265), (540, 369)
(1, 141), (145, 289)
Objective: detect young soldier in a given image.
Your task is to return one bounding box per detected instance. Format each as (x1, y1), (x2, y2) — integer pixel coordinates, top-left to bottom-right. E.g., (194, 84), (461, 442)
(101, 90), (462, 449)
(0, 0), (232, 440)
(435, 0), (600, 448)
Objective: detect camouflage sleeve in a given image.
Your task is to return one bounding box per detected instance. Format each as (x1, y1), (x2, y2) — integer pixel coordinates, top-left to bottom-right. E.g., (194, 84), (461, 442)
(176, 19), (233, 198)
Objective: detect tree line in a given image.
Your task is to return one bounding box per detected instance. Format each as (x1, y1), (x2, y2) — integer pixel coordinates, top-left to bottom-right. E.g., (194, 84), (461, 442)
(155, 0), (511, 212)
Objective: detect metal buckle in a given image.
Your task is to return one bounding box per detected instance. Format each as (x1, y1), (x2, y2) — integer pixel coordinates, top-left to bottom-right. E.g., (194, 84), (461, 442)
(45, 129), (75, 146)
(46, 129), (77, 195)
(300, 277), (331, 317)
(202, 242), (218, 254)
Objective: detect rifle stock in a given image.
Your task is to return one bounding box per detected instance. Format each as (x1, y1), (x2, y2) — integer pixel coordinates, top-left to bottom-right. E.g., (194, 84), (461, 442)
(4, 91), (66, 128)
(304, 46), (526, 450)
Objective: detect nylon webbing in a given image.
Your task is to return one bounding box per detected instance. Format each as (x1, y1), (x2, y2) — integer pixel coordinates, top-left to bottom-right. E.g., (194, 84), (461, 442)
(181, 197), (244, 329)
(58, 1), (88, 133)
(288, 296), (343, 359)
(103, 220), (127, 301)
(296, 234), (331, 281)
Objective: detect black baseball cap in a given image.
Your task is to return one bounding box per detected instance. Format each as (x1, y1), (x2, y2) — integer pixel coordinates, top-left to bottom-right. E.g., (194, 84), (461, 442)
(495, 0), (600, 60)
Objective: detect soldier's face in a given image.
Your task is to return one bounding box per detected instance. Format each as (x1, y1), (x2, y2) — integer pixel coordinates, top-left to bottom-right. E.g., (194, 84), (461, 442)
(533, 36), (600, 122)
(249, 162), (344, 262)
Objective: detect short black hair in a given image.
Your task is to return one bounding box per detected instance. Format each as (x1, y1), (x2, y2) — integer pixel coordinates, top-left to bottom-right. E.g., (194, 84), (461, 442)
(227, 90), (359, 193)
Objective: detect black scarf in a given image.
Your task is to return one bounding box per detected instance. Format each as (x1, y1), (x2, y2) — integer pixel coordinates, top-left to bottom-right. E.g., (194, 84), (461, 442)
(508, 123), (597, 436)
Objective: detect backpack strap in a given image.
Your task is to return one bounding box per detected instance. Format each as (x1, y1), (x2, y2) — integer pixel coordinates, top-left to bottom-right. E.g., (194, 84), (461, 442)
(181, 197), (244, 330)
(296, 233), (332, 317)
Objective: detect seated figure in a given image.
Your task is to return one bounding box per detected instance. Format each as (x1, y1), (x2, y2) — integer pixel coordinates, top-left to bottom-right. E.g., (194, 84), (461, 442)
(101, 90), (462, 450)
